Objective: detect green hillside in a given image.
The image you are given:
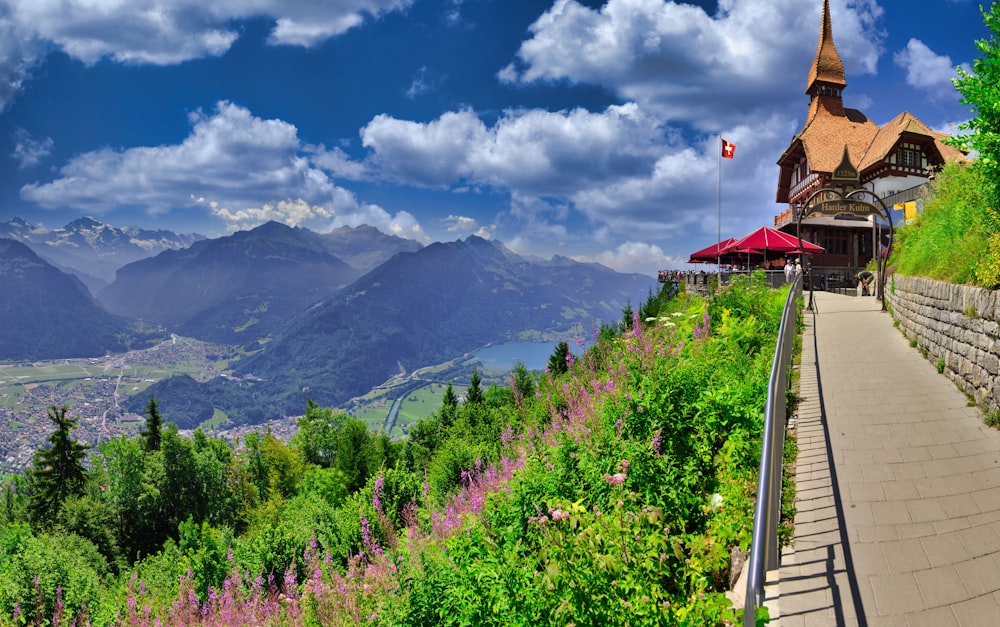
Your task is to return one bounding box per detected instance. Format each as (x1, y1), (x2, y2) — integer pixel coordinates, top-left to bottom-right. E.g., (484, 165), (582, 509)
(0, 273), (791, 626)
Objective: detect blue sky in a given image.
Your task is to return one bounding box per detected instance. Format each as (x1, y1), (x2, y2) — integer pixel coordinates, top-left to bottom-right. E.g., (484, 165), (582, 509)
(0, 0), (990, 275)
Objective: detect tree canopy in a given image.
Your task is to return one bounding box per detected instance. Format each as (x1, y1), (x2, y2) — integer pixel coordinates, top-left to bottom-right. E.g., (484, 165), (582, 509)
(948, 1), (1000, 211)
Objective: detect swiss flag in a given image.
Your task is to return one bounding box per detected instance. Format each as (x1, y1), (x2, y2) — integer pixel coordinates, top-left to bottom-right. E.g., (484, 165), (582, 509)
(721, 138), (736, 159)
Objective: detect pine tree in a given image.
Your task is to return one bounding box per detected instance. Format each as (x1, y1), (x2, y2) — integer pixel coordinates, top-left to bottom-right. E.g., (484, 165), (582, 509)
(440, 382), (459, 429)
(28, 405), (90, 525)
(548, 341), (569, 376)
(621, 301), (635, 333)
(465, 370), (484, 405)
(140, 394), (163, 452)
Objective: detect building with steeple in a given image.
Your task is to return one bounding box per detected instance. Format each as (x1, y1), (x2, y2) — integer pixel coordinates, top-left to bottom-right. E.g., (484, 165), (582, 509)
(773, 0), (966, 282)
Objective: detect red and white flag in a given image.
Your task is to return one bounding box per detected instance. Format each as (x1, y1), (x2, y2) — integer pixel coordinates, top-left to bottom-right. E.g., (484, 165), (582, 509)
(721, 138), (736, 159)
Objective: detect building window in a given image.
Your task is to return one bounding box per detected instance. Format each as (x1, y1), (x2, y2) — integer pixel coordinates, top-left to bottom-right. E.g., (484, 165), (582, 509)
(816, 229), (848, 256)
(895, 142), (922, 169)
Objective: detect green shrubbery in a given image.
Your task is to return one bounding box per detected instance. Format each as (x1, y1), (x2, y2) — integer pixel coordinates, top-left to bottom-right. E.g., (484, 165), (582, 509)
(0, 276), (790, 625)
(892, 163), (998, 286)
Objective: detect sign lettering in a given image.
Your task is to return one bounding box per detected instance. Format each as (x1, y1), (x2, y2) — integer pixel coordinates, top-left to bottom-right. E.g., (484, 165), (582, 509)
(812, 199), (878, 218)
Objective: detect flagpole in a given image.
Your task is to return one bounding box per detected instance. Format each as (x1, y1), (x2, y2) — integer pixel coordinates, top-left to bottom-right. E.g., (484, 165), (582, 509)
(717, 134), (722, 269)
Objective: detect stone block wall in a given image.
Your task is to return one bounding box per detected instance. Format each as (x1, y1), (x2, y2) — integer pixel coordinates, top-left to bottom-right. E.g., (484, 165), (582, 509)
(887, 274), (1000, 413)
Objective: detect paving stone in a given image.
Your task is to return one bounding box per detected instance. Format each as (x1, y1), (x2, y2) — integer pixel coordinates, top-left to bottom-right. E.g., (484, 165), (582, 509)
(954, 555), (1000, 597)
(914, 565), (971, 608)
(870, 572), (926, 615)
(957, 523), (1000, 558)
(880, 538), (930, 574)
(903, 605), (960, 626)
(950, 593), (1000, 627)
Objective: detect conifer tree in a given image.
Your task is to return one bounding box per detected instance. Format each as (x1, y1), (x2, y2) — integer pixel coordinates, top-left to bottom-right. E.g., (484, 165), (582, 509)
(28, 405), (90, 525)
(140, 394), (163, 452)
(440, 382), (458, 429)
(621, 301), (635, 333)
(548, 341), (569, 376)
(465, 370), (484, 405)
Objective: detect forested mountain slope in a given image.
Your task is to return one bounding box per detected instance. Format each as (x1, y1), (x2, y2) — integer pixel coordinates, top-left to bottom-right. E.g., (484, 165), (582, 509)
(99, 221), (362, 345)
(0, 238), (133, 360)
(233, 235), (657, 413)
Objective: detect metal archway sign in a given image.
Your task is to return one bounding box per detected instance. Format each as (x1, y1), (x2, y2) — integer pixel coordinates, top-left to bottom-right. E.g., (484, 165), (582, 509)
(796, 187), (894, 311)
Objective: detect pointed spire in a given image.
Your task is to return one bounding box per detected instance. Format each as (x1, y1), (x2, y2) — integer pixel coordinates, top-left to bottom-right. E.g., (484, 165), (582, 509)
(806, 0), (846, 95)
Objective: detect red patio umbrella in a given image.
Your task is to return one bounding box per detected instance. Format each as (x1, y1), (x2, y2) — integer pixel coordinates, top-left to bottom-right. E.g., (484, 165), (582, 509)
(717, 244), (765, 268)
(731, 226), (824, 255)
(688, 237), (737, 263)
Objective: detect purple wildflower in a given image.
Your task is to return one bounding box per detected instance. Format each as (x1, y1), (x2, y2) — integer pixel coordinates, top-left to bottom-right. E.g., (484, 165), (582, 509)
(604, 473), (627, 486)
(372, 474), (384, 514)
(361, 515), (372, 548)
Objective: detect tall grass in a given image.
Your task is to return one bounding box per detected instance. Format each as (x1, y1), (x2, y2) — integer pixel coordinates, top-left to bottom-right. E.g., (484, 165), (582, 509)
(892, 162), (1000, 286)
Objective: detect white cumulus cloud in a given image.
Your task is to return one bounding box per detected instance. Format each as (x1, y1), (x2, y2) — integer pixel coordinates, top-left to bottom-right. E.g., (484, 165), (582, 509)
(11, 127), (53, 168)
(893, 38), (969, 96)
(443, 214), (478, 233)
(499, 0), (884, 129)
(20, 101), (377, 224)
(589, 241), (674, 275)
(362, 103), (669, 195)
(0, 6), (47, 113)
(203, 196), (424, 240)
(0, 0), (413, 109)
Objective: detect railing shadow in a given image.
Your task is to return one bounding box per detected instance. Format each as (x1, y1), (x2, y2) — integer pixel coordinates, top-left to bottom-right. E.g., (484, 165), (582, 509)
(743, 288), (869, 625)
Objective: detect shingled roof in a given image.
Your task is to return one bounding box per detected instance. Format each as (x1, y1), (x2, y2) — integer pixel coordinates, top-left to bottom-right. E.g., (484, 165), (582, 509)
(858, 111), (968, 172)
(806, 0), (846, 93)
(775, 1), (968, 204)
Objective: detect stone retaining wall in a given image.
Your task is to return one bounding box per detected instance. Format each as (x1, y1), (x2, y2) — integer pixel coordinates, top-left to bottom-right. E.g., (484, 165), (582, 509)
(887, 274), (1000, 413)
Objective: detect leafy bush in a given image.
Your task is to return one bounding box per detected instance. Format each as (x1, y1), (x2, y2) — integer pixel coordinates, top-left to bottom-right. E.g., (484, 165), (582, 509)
(1, 277), (791, 626)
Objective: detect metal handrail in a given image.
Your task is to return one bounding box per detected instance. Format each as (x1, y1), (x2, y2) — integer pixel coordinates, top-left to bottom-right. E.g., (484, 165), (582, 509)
(743, 275), (801, 626)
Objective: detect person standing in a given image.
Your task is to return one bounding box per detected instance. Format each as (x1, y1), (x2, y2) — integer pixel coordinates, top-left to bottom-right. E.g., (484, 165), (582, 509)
(784, 258), (794, 283)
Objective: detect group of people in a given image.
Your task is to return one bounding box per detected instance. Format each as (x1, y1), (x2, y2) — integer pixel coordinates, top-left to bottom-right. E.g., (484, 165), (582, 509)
(783, 258), (802, 283)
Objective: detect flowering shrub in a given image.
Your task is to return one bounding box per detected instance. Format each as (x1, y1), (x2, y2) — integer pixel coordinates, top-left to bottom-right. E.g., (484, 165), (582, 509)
(3, 279), (790, 626)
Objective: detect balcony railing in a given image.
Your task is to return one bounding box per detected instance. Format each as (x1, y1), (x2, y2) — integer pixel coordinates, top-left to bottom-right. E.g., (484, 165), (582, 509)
(743, 275), (801, 626)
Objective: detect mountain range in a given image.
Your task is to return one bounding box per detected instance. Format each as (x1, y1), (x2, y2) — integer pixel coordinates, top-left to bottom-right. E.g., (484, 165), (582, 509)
(1, 216), (658, 424)
(98, 221), (423, 345)
(98, 221), (359, 345)
(0, 216), (204, 292)
(0, 238), (134, 360)
(228, 235), (656, 413)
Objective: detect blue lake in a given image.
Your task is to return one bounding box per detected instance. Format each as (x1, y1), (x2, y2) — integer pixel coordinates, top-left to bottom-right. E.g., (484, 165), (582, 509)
(472, 341), (581, 372)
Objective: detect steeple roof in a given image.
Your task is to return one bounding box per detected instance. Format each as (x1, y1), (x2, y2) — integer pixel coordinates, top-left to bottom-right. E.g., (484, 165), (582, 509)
(775, 1), (968, 205)
(806, 0), (846, 93)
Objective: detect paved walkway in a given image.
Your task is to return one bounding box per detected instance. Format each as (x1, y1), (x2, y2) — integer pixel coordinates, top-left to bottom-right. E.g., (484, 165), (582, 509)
(776, 290), (1000, 626)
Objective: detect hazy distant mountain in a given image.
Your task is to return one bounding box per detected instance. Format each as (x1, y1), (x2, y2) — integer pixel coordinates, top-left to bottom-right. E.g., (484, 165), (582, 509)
(0, 238), (132, 360)
(0, 216), (204, 284)
(306, 224), (423, 272)
(227, 235), (658, 413)
(98, 221), (362, 344)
